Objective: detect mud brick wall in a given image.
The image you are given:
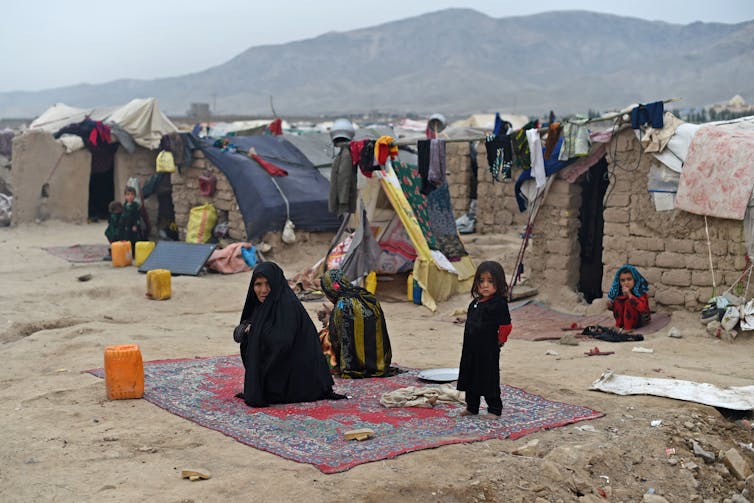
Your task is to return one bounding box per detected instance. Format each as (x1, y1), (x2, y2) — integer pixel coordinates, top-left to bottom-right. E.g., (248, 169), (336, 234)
(170, 150), (247, 242)
(528, 179), (583, 292)
(599, 129), (747, 310)
(445, 141), (529, 234)
(523, 127), (748, 311)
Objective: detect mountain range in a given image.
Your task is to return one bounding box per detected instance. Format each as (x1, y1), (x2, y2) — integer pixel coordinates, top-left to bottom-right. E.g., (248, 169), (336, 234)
(1, 8), (753, 119)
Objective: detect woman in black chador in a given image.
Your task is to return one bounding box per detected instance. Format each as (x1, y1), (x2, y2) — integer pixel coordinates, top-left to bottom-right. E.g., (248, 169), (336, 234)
(235, 262), (344, 407)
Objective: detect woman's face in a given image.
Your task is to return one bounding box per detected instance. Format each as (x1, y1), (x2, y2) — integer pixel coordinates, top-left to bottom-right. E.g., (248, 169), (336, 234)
(253, 276), (271, 303)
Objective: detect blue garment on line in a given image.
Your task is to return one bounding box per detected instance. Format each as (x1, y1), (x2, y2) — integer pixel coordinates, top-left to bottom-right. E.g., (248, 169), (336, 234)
(630, 101), (664, 129)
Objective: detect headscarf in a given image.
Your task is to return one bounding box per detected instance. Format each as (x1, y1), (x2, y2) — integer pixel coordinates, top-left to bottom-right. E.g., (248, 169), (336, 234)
(608, 264), (649, 300)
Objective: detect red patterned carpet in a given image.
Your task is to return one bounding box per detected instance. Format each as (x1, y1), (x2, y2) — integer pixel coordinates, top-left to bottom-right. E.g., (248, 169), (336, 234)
(87, 355), (603, 473)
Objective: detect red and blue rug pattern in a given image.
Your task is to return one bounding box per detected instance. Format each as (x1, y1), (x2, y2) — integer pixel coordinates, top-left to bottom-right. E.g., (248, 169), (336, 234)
(87, 355), (603, 473)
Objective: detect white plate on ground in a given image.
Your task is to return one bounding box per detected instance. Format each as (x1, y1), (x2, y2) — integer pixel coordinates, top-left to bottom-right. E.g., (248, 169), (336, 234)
(417, 368), (460, 383)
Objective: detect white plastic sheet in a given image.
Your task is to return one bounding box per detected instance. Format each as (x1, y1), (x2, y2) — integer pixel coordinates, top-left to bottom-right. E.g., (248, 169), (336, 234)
(591, 370), (754, 410)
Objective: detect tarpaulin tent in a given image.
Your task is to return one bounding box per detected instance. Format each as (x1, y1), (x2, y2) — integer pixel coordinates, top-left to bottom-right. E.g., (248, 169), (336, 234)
(197, 135), (341, 241)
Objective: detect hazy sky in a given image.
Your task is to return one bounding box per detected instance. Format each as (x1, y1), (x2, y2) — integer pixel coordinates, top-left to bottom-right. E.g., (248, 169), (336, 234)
(2, 0), (753, 93)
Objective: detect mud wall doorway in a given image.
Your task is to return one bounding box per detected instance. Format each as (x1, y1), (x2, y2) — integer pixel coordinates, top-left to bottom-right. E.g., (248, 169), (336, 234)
(578, 157), (609, 303)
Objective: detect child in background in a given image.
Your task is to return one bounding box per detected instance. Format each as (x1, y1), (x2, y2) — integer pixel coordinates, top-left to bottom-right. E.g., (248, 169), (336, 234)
(120, 186), (143, 251)
(606, 264), (651, 330)
(457, 260), (512, 419)
(104, 201), (123, 244)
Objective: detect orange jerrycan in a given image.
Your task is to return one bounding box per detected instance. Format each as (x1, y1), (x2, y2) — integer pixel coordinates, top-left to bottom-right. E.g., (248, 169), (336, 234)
(134, 241), (155, 267)
(104, 344), (144, 400)
(111, 241), (132, 267)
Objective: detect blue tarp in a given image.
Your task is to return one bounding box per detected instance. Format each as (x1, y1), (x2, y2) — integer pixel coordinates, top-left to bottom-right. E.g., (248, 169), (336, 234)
(198, 135), (341, 240)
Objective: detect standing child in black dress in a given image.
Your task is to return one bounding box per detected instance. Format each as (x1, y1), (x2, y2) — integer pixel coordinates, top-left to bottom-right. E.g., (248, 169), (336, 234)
(457, 260), (512, 419)
(120, 186), (142, 251)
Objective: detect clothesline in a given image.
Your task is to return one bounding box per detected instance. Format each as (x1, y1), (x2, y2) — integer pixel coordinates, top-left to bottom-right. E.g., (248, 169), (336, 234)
(390, 97), (682, 147)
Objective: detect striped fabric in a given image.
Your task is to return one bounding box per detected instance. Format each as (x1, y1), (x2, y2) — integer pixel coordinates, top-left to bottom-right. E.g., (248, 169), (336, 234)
(321, 270), (393, 378)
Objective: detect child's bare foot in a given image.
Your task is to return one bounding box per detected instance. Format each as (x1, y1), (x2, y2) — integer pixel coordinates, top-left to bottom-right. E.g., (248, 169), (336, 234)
(459, 409), (475, 416)
(481, 413), (500, 420)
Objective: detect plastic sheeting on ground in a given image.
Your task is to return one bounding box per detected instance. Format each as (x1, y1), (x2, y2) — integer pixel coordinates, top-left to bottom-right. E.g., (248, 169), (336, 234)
(591, 370), (754, 411)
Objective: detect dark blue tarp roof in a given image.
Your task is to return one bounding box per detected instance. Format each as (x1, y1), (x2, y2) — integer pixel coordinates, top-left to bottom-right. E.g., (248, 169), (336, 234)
(198, 135), (341, 241)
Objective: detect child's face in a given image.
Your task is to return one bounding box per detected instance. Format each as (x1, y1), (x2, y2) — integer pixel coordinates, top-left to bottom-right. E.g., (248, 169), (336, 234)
(477, 272), (497, 298)
(619, 271), (635, 293)
(125, 191), (135, 203)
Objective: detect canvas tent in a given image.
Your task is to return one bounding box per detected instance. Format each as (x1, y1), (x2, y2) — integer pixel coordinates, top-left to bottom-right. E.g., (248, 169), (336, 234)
(30, 98), (177, 151)
(11, 98), (177, 225)
(340, 155), (476, 311)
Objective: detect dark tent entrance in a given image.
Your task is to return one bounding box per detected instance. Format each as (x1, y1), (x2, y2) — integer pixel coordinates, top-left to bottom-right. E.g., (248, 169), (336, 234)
(88, 143), (119, 221)
(577, 157), (609, 303)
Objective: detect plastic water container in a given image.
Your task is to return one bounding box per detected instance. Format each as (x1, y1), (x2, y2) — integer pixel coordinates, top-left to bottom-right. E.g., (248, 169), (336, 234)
(146, 269), (171, 300)
(412, 279), (422, 305)
(365, 271), (377, 294)
(104, 344), (144, 400)
(134, 241), (155, 266)
(111, 241), (132, 267)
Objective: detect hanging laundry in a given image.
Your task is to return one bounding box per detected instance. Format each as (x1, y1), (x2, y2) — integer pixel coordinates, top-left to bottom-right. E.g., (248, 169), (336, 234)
(248, 147), (288, 177)
(468, 141), (479, 201)
(514, 136), (568, 212)
(511, 120), (539, 169)
(526, 129), (546, 188)
(493, 113), (512, 136)
(349, 139), (368, 168)
(88, 121), (112, 147)
(374, 136), (399, 165)
(358, 140), (379, 177)
(558, 122), (591, 161)
(543, 122), (561, 158)
(484, 134), (512, 183)
(417, 139), (432, 193)
(640, 112), (684, 153)
(329, 140), (356, 215)
(428, 139), (447, 189)
(267, 118), (283, 135)
(630, 101), (664, 129)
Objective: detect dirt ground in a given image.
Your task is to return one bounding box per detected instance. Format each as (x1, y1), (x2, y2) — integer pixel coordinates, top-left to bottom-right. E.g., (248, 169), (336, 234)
(1, 221), (753, 503)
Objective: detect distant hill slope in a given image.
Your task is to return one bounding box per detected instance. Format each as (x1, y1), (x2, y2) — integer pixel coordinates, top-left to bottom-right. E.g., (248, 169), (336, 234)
(1, 8), (753, 118)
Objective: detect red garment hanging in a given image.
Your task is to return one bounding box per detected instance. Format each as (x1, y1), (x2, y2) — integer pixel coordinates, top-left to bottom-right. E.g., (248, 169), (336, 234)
(248, 147), (288, 176)
(267, 118), (283, 136)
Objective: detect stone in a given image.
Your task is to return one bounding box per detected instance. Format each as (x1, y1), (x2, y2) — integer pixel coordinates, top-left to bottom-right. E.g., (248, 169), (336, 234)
(512, 439), (540, 457)
(655, 252), (686, 268)
(662, 269), (692, 287)
(691, 440), (716, 463)
(642, 495), (670, 503)
(628, 250), (657, 267)
(723, 448), (753, 480)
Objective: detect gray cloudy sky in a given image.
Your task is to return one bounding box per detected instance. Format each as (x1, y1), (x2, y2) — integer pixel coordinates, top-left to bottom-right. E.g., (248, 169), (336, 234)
(2, 0), (753, 93)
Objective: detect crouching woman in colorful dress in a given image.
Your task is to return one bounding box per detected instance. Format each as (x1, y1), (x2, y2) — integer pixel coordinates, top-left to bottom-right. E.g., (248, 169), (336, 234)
(320, 269), (393, 378)
(606, 264), (651, 330)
